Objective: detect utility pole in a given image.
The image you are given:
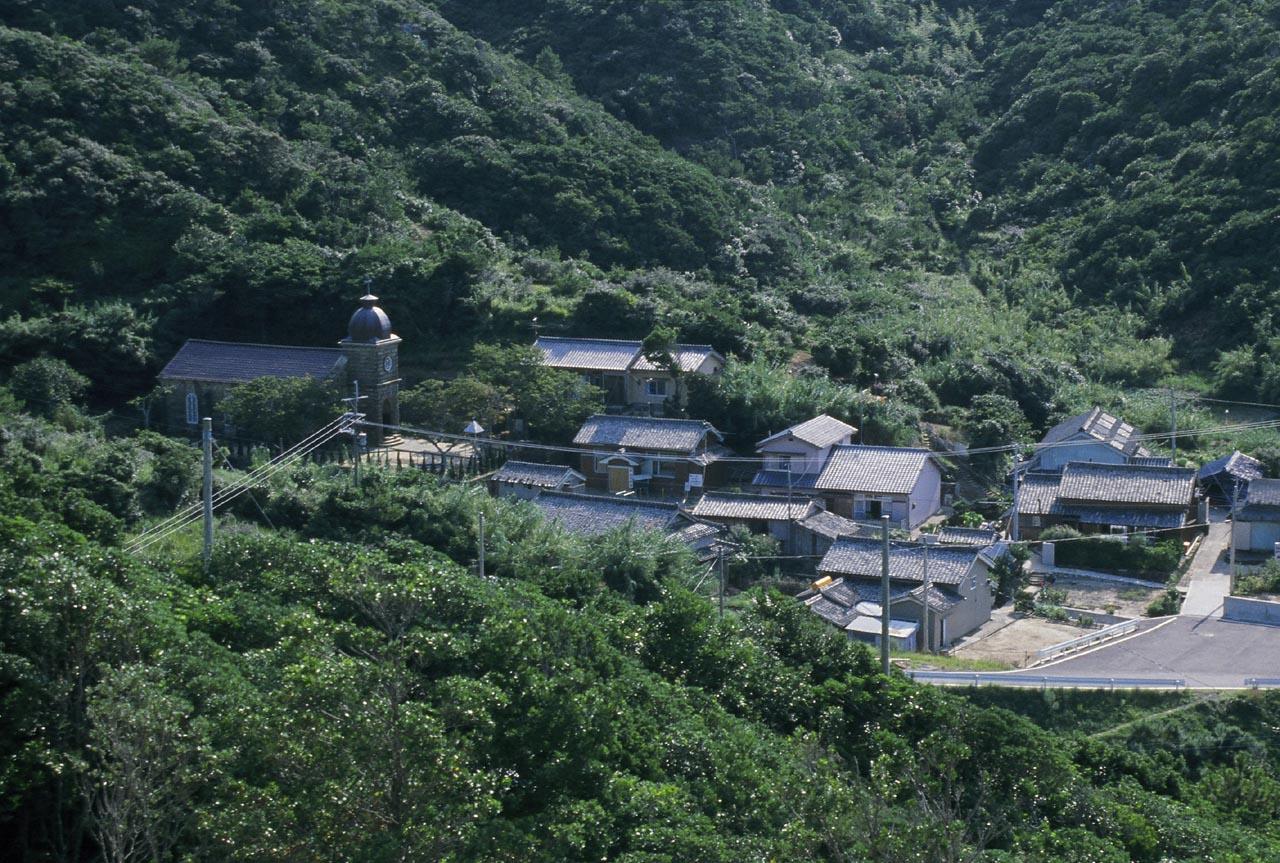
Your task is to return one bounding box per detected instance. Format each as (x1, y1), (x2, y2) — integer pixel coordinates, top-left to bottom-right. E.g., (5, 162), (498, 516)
(478, 511), (486, 579)
(922, 541), (931, 654)
(1011, 457), (1022, 542)
(202, 417), (214, 572)
(1169, 387), (1178, 463)
(718, 546), (726, 620)
(880, 514), (891, 675)
(1230, 481), (1240, 587)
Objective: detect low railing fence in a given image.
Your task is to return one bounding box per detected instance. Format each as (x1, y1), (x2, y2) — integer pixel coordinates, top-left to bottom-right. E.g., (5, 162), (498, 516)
(1034, 619), (1139, 662)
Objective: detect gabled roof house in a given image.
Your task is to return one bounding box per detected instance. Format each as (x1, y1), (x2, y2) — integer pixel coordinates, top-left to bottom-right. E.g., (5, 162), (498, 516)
(534, 336), (724, 412)
(1028, 407), (1153, 472)
(809, 445), (942, 529)
(752, 414), (856, 491)
(572, 414), (729, 496)
(1016, 462), (1197, 539)
(489, 460), (586, 500)
(1230, 478), (1280, 556)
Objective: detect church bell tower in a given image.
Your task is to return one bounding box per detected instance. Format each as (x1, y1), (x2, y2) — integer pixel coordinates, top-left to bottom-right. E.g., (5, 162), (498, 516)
(340, 292), (401, 446)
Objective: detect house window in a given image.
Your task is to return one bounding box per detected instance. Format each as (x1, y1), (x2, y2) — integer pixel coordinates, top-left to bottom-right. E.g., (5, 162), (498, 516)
(644, 378), (668, 397)
(185, 392), (199, 425)
(651, 459), (676, 479)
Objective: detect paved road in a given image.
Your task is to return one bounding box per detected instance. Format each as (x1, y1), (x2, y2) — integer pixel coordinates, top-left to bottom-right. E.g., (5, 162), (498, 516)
(1181, 512), (1232, 617)
(1032, 615), (1280, 688)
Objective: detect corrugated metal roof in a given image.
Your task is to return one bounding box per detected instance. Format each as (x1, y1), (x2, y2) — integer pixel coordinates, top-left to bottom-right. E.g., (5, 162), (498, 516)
(572, 414), (721, 453)
(534, 337), (640, 372)
(535, 336), (722, 374)
(529, 491), (682, 536)
(1057, 462), (1196, 507)
(688, 492), (819, 521)
(159, 339), (344, 384)
(817, 538), (978, 586)
(757, 414), (856, 450)
(1038, 406), (1151, 458)
(492, 461), (584, 488)
(814, 445), (934, 495)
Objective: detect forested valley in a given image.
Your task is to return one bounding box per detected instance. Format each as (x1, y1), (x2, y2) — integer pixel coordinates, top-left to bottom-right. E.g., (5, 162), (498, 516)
(4, 1), (1280, 860)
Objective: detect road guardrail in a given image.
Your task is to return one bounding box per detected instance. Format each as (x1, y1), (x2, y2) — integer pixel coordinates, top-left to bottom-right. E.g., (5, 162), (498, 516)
(1035, 619), (1139, 662)
(1245, 678), (1280, 689)
(907, 671), (1185, 690)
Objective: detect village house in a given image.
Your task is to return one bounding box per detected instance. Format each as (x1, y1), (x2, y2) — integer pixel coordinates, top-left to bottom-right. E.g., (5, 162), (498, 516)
(807, 445), (942, 529)
(751, 414), (857, 493)
(685, 491), (823, 554)
(935, 526), (1001, 547)
(1230, 478), (1280, 558)
(488, 460), (586, 500)
(794, 509), (866, 558)
(525, 490), (724, 560)
(534, 336), (724, 412)
(1198, 450), (1264, 505)
(572, 414), (729, 496)
(1015, 461), (1198, 540)
(159, 293), (401, 445)
(1026, 406), (1155, 472)
(803, 537), (996, 650)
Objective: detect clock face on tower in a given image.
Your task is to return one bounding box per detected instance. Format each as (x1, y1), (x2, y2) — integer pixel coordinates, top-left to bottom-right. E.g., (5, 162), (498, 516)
(383, 355), (394, 373)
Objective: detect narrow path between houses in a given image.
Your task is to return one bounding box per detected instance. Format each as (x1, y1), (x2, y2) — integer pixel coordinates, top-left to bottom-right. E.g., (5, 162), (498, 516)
(1180, 510), (1232, 618)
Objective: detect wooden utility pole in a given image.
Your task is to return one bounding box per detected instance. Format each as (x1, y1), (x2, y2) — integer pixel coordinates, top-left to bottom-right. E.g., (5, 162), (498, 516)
(881, 515), (891, 675)
(1170, 387), (1178, 462)
(478, 512), (486, 579)
(718, 547), (726, 620)
(202, 417), (214, 571)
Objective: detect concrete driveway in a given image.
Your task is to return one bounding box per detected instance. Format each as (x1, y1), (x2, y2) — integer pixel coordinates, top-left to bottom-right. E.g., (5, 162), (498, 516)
(1180, 509), (1232, 617)
(1032, 614), (1280, 688)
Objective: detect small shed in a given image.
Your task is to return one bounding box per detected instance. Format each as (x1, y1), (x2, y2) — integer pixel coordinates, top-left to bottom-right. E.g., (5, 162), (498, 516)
(1198, 451), (1263, 505)
(489, 461), (586, 500)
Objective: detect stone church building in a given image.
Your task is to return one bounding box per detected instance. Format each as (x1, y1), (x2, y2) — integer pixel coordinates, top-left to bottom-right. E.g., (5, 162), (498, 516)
(159, 294), (401, 445)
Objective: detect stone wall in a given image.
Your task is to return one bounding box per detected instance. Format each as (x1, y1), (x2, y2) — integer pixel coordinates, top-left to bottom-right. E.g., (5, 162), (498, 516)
(1224, 595), (1280, 626)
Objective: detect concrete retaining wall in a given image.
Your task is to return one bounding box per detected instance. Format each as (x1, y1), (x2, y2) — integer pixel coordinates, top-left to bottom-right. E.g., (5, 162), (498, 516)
(1224, 595), (1280, 626)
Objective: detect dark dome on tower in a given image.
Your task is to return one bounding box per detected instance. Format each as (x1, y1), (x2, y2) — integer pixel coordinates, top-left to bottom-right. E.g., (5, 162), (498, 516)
(347, 294), (392, 342)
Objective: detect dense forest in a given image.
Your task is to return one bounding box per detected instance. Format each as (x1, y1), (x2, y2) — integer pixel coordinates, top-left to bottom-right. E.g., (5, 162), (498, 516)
(5, 0), (1280, 860)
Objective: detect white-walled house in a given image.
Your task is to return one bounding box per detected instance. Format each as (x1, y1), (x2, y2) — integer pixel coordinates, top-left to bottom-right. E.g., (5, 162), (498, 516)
(811, 445), (942, 530)
(751, 414), (856, 492)
(1232, 478), (1280, 555)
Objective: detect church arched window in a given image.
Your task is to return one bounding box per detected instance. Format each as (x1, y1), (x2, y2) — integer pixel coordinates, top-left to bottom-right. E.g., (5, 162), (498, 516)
(186, 392), (199, 425)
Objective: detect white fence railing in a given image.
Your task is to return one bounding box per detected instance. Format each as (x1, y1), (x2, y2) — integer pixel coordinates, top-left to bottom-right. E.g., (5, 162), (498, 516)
(907, 671), (1184, 690)
(1034, 619), (1139, 662)
(1245, 678), (1280, 689)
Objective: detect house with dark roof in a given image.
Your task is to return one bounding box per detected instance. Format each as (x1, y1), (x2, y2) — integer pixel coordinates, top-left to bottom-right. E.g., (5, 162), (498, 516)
(804, 445), (942, 529)
(686, 491), (822, 553)
(572, 414), (729, 496)
(534, 336), (724, 412)
(805, 537), (995, 649)
(1230, 478), (1280, 556)
(1028, 407), (1153, 472)
(1198, 451), (1264, 505)
(488, 460), (586, 500)
(795, 509), (866, 558)
(525, 490), (725, 559)
(935, 526), (1001, 547)
(159, 294), (402, 444)
(1015, 462), (1198, 539)
(752, 414), (856, 493)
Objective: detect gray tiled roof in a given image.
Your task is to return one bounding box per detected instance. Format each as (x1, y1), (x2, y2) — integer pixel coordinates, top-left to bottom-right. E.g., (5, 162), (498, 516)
(535, 337), (640, 372)
(814, 445), (935, 495)
(159, 339), (344, 384)
(688, 492), (819, 521)
(1016, 472), (1064, 516)
(1063, 506), (1187, 529)
(529, 491), (682, 536)
(936, 527), (1000, 546)
(1131, 456), (1175, 467)
(1244, 478), (1280, 507)
(1199, 451), (1264, 483)
(798, 576), (961, 622)
(492, 461), (584, 488)
(757, 414), (856, 450)
(1039, 407), (1151, 458)
(535, 336), (722, 374)
(573, 414), (722, 453)
(817, 538), (979, 586)
(750, 469), (820, 490)
(798, 509), (863, 540)
(631, 345), (722, 373)
(1057, 462), (1196, 507)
